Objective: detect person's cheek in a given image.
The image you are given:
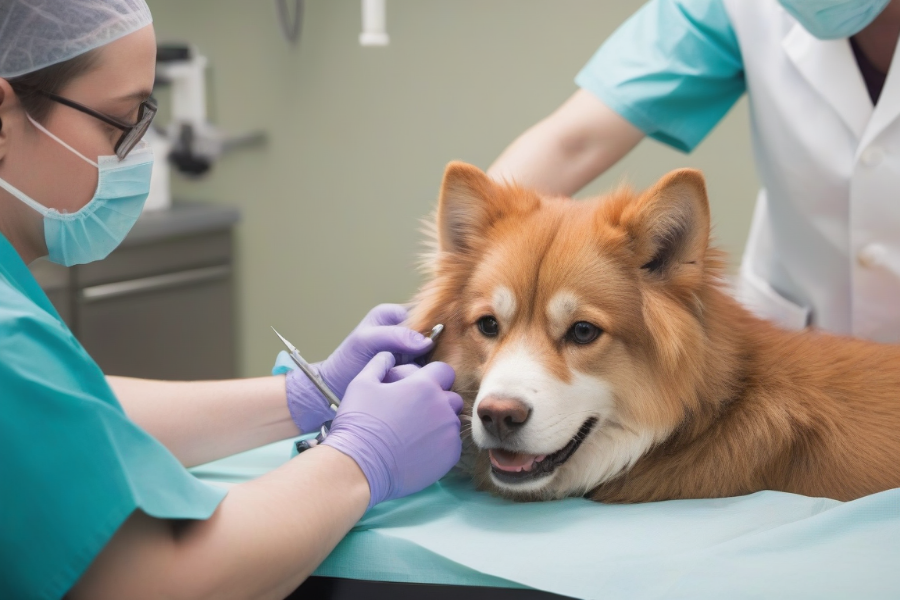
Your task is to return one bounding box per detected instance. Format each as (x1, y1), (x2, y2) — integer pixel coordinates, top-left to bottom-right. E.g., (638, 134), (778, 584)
(37, 114), (107, 213)
(39, 136), (99, 213)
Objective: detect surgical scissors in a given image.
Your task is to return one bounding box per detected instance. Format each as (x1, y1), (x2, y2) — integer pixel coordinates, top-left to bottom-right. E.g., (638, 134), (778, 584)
(272, 324), (444, 454)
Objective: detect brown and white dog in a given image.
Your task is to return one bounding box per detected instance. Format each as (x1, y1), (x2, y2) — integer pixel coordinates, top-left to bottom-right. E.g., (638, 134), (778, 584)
(407, 162), (900, 504)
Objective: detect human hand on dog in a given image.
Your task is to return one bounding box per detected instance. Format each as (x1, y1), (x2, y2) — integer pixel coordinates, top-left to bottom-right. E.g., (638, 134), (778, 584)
(322, 352), (464, 509)
(284, 303), (433, 433)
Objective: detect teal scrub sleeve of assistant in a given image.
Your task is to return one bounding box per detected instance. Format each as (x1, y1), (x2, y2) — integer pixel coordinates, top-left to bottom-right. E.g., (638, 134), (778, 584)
(0, 246), (227, 599)
(575, 0), (745, 153)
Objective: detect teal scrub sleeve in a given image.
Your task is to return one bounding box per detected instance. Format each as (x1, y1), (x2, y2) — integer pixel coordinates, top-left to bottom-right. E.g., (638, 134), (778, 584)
(0, 239), (227, 599)
(575, 0), (745, 153)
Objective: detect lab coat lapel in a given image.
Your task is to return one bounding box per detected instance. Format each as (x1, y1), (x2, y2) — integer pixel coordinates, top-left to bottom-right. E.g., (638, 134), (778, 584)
(783, 23), (872, 141)
(858, 37), (900, 152)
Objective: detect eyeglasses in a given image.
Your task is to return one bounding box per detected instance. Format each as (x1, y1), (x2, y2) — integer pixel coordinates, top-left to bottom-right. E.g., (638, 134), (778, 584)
(33, 90), (158, 160)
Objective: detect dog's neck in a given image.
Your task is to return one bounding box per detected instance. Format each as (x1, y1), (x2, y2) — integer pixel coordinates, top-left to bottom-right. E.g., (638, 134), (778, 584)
(666, 283), (759, 445)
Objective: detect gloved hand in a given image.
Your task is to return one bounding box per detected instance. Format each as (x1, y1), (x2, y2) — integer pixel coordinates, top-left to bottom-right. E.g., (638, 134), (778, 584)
(322, 352), (463, 509)
(283, 304), (433, 434)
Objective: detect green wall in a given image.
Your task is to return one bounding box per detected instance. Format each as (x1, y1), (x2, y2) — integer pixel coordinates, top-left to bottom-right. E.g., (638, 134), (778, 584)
(146, 0), (759, 377)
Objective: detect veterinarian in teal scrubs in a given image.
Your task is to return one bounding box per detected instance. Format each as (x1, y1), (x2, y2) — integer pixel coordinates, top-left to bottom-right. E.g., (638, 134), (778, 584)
(0, 2), (462, 598)
(490, 0), (900, 343)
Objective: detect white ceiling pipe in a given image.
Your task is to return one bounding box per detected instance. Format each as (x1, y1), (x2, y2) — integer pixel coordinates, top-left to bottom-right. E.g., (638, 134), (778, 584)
(360, 0), (389, 46)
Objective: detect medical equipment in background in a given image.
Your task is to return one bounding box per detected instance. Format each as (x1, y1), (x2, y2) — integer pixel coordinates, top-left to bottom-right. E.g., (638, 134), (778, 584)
(145, 44), (267, 211)
(276, 0), (303, 44)
(360, 0), (389, 46)
(274, 324), (444, 454)
(274, 0), (388, 47)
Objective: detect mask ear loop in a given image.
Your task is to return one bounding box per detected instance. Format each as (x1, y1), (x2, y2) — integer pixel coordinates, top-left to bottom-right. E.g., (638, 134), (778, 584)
(26, 114), (99, 168)
(0, 167), (53, 216)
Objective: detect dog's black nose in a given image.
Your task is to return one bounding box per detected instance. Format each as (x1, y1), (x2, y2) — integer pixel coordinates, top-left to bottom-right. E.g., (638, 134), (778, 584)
(477, 396), (531, 442)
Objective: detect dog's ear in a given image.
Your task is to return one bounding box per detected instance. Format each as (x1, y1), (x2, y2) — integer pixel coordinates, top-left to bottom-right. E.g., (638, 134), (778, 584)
(437, 161), (532, 254)
(622, 169), (710, 279)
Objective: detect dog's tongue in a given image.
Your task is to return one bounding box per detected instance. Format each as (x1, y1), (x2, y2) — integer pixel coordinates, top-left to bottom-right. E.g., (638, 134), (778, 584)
(489, 449), (547, 472)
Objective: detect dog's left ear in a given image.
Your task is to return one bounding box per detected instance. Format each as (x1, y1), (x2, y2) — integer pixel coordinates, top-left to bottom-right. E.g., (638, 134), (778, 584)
(622, 168), (710, 279)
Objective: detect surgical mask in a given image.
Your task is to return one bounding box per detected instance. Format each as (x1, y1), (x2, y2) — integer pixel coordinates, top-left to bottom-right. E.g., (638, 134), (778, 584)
(0, 115), (153, 266)
(778, 0), (891, 39)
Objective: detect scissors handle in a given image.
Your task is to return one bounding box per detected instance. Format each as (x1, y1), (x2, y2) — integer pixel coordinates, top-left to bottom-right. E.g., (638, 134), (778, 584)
(295, 421), (332, 453)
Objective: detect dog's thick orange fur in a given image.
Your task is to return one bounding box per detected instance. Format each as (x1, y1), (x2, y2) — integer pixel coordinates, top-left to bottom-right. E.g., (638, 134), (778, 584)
(408, 162), (900, 503)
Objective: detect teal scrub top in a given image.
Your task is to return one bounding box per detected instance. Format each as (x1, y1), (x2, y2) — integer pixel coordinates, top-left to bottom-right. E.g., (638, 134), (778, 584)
(575, 0), (745, 153)
(0, 233), (226, 600)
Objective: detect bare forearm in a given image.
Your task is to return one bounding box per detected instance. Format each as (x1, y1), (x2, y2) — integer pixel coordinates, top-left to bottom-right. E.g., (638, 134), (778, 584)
(109, 375), (299, 467)
(70, 446), (370, 600)
(488, 89), (644, 196)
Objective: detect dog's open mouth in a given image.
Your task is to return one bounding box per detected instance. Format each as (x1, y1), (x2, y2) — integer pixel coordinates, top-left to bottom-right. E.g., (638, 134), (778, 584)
(488, 417), (598, 484)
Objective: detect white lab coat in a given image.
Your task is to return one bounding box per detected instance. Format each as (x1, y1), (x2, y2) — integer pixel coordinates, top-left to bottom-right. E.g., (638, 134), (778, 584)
(724, 0), (900, 342)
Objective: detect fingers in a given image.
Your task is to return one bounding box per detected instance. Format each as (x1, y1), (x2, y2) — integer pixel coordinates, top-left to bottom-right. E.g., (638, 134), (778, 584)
(357, 325), (432, 358)
(445, 391), (464, 415)
(383, 363), (419, 383)
(361, 304), (409, 328)
(358, 351), (397, 383)
(415, 361), (456, 391)
(386, 365), (461, 412)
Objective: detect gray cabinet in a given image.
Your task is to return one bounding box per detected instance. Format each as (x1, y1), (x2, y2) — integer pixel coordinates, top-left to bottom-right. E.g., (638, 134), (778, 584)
(30, 203), (240, 381)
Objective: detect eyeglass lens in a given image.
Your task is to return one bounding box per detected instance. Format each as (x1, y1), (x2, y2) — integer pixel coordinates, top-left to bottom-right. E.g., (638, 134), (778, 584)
(114, 100), (158, 160)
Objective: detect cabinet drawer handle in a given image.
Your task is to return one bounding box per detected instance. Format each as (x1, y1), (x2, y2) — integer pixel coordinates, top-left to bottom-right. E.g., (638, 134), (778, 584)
(81, 265), (231, 302)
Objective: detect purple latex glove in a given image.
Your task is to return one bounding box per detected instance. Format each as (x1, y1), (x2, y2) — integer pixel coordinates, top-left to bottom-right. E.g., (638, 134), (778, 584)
(322, 352), (463, 509)
(285, 304), (433, 434)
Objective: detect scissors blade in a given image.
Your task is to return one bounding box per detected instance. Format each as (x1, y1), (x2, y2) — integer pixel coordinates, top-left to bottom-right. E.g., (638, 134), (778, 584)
(271, 326), (298, 354)
(271, 326), (342, 409)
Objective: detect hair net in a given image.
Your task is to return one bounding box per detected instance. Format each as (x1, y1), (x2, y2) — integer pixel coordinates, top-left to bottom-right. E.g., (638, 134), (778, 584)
(0, 0), (152, 79)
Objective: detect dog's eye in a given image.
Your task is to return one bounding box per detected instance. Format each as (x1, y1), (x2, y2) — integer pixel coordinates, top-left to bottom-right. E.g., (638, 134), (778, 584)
(567, 321), (601, 345)
(477, 316), (500, 337)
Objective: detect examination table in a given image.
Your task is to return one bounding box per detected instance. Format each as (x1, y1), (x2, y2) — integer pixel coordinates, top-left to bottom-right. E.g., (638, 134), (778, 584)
(190, 438), (900, 600)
